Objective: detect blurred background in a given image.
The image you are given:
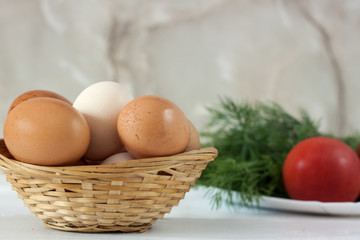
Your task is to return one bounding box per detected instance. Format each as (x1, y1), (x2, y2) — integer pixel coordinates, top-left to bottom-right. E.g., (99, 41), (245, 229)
(1, 0), (360, 215)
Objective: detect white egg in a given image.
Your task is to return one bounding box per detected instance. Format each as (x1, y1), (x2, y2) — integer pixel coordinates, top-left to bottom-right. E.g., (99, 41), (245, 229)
(73, 81), (133, 161)
(101, 152), (135, 164)
(101, 152), (139, 178)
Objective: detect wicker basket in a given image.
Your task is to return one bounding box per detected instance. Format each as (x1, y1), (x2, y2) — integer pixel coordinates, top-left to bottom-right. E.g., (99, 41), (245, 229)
(0, 139), (217, 233)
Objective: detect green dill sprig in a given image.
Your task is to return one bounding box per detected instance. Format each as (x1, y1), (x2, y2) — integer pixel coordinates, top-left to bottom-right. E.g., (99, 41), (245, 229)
(197, 97), (360, 208)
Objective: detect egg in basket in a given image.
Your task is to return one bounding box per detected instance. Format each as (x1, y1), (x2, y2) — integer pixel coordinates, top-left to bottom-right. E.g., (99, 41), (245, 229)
(0, 82), (217, 233)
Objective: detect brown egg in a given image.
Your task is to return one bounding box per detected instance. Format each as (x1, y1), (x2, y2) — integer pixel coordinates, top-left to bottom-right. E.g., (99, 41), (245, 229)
(185, 120), (201, 151)
(4, 97), (90, 166)
(117, 95), (190, 158)
(8, 90), (71, 113)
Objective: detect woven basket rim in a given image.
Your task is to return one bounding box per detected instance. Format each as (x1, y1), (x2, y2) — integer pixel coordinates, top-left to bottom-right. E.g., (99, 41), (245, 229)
(0, 139), (217, 178)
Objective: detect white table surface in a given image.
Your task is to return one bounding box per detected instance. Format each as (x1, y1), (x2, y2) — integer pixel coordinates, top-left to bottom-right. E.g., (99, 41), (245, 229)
(1, 177), (360, 240)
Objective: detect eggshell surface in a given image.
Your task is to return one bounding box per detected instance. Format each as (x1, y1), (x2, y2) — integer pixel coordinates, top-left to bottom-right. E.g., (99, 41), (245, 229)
(3, 97), (90, 166)
(185, 120), (201, 151)
(101, 152), (135, 165)
(101, 152), (139, 177)
(73, 81), (133, 161)
(117, 95), (190, 158)
(8, 90), (71, 113)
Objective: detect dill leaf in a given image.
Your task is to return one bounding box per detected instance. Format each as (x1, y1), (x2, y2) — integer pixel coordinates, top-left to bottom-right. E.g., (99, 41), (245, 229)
(198, 97), (360, 208)
(197, 97), (325, 208)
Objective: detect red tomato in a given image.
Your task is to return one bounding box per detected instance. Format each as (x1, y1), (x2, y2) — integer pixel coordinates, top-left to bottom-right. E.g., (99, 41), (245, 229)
(282, 136), (360, 202)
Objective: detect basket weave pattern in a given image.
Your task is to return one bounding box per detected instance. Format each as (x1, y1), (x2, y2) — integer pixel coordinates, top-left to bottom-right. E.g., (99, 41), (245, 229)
(0, 139), (217, 232)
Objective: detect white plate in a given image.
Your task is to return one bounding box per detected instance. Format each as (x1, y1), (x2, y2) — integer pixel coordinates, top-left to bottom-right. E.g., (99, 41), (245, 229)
(258, 196), (360, 216)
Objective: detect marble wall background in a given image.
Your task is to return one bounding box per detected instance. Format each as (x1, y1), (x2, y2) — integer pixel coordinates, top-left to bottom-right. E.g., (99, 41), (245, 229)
(1, 0), (360, 138)
(1, 0), (360, 212)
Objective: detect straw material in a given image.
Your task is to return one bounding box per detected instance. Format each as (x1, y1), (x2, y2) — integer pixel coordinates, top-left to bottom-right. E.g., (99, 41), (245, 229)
(0, 139), (217, 233)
